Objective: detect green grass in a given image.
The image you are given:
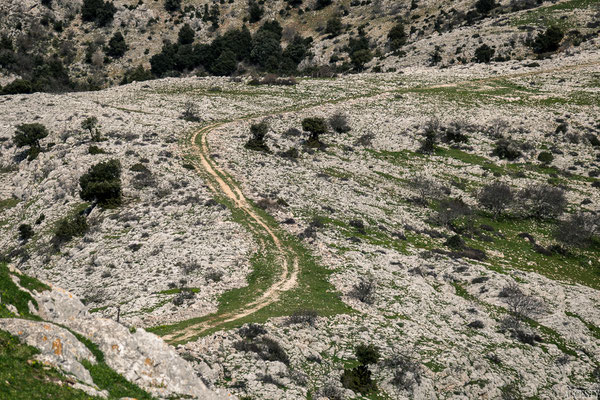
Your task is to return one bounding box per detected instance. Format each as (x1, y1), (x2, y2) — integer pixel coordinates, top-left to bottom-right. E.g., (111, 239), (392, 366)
(0, 198), (19, 210)
(82, 360), (154, 400)
(0, 262), (43, 319)
(565, 311), (600, 340)
(0, 330), (99, 400)
(512, 0), (600, 27)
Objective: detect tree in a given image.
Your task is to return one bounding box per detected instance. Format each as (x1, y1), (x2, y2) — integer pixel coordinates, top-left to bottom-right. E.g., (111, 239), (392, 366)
(518, 184), (566, 219)
(82, 0), (116, 27)
(474, 44), (494, 63)
(245, 121), (270, 152)
(355, 344), (380, 365)
(302, 117), (328, 147)
(315, 0), (332, 10)
(537, 151), (553, 165)
(248, 1), (264, 23)
(478, 181), (514, 218)
(388, 21), (407, 51)
(325, 16), (343, 37)
(106, 32), (127, 58)
(79, 159), (122, 207)
(18, 224), (34, 242)
(554, 213), (599, 248)
(532, 26), (564, 54)
(14, 123), (49, 161)
(178, 24), (195, 45)
(164, 0), (181, 12)
(250, 30), (282, 70)
(82, 116), (102, 141)
(475, 0), (497, 15)
(351, 49), (373, 71)
(211, 49), (237, 76)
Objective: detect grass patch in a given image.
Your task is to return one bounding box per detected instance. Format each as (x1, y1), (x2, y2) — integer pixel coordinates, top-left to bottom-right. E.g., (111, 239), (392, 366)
(565, 311), (600, 340)
(0, 330), (98, 400)
(0, 262), (42, 319)
(0, 198), (19, 210)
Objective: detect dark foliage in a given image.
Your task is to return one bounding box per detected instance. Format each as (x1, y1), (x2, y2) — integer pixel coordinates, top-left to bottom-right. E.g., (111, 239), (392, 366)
(341, 365), (377, 395)
(79, 159), (122, 207)
(554, 213), (599, 248)
(81, 0), (116, 27)
(248, 1), (265, 23)
(164, 0), (182, 12)
(492, 139), (522, 160)
(106, 32), (127, 58)
(349, 278), (375, 304)
(532, 26), (564, 54)
(54, 215), (88, 244)
(355, 344), (380, 365)
(388, 21), (407, 51)
(475, 0), (498, 15)
(245, 121), (270, 152)
(14, 123), (49, 161)
(302, 117), (328, 147)
(474, 44), (495, 63)
(18, 224), (34, 242)
(178, 24), (195, 45)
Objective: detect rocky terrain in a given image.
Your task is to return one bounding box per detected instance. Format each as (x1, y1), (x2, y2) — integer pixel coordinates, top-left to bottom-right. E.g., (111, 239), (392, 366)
(1, 1), (600, 399)
(1, 45), (599, 398)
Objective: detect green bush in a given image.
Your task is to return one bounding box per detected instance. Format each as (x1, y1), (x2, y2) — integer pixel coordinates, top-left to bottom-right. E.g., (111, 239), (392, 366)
(388, 21), (407, 51)
(54, 215), (88, 244)
(1, 79), (33, 95)
(81, 0), (116, 27)
(79, 159), (122, 207)
(325, 16), (343, 37)
(355, 343), (380, 365)
(248, 1), (265, 23)
(18, 224), (34, 242)
(178, 24), (195, 45)
(475, 0), (497, 15)
(492, 139), (522, 160)
(537, 151), (553, 164)
(14, 123), (49, 161)
(106, 32), (127, 58)
(164, 0), (182, 12)
(341, 365), (377, 395)
(121, 65), (153, 84)
(302, 117), (328, 147)
(245, 121), (270, 152)
(532, 26), (564, 54)
(474, 44), (494, 63)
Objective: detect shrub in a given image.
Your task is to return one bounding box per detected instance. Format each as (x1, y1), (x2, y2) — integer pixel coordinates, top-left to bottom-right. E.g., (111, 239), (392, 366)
(54, 215), (88, 244)
(302, 117), (328, 148)
(474, 44), (495, 63)
(355, 344), (380, 365)
(181, 102), (201, 122)
(499, 282), (545, 319)
(248, 1), (264, 23)
(121, 65), (153, 84)
(238, 323), (267, 339)
(341, 365), (377, 395)
(478, 181), (514, 218)
(82, 0), (116, 27)
(409, 176), (443, 205)
(14, 123), (49, 161)
(328, 112), (350, 133)
(475, 0), (497, 15)
(315, 0), (332, 10)
(418, 119), (438, 154)
(388, 21), (407, 51)
(1, 79), (33, 95)
(178, 24), (195, 45)
(79, 159), (122, 207)
(325, 16), (343, 37)
(349, 278), (375, 304)
(537, 151), (553, 164)
(518, 184), (566, 219)
(386, 354), (422, 391)
(444, 121), (469, 143)
(88, 145), (106, 155)
(18, 224), (34, 242)
(245, 121), (270, 152)
(492, 139), (522, 160)
(285, 309), (318, 326)
(106, 32), (127, 58)
(233, 336), (289, 365)
(532, 26), (564, 54)
(436, 197), (471, 226)
(82, 116), (101, 142)
(164, 0), (181, 12)
(554, 213), (598, 248)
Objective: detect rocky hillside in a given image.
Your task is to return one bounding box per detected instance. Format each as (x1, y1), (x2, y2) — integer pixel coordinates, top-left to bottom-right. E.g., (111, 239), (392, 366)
(1, 44), (599, 398)
(0, 0), (598, 92)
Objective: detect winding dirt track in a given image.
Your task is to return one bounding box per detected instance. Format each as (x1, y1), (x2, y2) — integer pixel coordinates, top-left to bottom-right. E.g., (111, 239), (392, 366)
(161, 59), (599, 343)
(162, 123), (299, 343)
